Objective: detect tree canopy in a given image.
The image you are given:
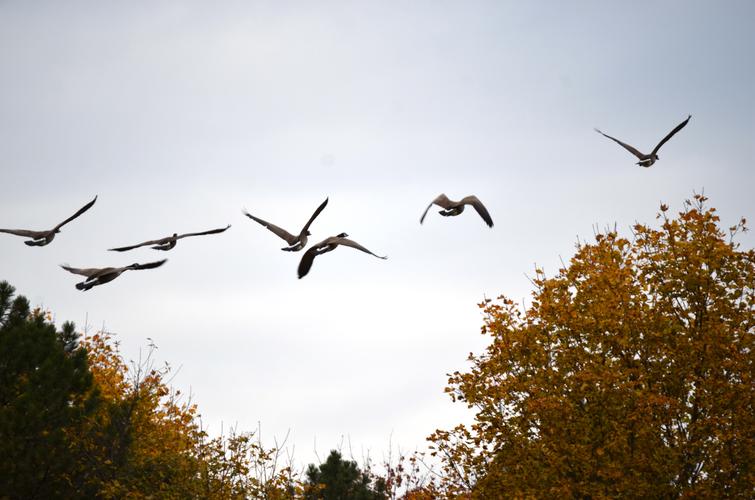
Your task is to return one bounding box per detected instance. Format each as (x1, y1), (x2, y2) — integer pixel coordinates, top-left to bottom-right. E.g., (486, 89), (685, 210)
(305, 450), (387, 500)
(0, 282), (96, 499)
(430, 195), (754, 497)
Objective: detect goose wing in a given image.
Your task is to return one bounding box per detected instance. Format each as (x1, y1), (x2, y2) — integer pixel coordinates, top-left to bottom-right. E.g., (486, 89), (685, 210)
(651, 115), (691, 155)
(336, 237), (387, 259)
(243, 210), (298, 244)
(176, 224), (232, 240)
(52, 195), (98, 231)
(461, 196), (494, 227)
(420, 194), (454, 224)
(0, 228), (48, 239)
(128, 259), (168, 271)
(297, 246), (321, 279)
(299, 197), (329, 235)
(60, 264), (107, 278)
(594, 129), (645, 160)
(108, 236), (173, 252)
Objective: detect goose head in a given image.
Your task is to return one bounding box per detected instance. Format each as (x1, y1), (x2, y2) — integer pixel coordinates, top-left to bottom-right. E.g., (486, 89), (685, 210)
(336, 232), (349, 238)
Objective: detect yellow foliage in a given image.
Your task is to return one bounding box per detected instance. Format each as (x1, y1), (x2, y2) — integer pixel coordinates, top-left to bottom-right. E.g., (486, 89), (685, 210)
(431, 195), (754, 498)
(65, 331), (301, 498)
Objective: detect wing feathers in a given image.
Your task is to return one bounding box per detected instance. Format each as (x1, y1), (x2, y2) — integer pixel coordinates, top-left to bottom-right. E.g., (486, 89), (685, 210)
(60, 265), (105, 278)
(462, 196), (494, 227)
(651, 115), (691, 155)
(420, 194), (452, 223)
(594, 129), (645, 159)
(109, 238), (170, 252)
(300, 198), (329, 234)
(243, 211), (298, 244)
(53, 195), (98, 231)
(419, 202), (435, 224)
(338, 238), (387, 259)
(130, 259), (168, 271)
(0, 228), (46, 239)
(297, 247), (319, 278)
(176, 224), (232, 240)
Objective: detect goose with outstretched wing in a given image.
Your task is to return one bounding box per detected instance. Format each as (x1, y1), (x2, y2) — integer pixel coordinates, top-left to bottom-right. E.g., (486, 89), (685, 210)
(420, 194), (493, 228)
(108, 225), (231, 252)
(297, 233), (386, 278)
(0, 195), (97, 246)
(61, 259), (167, 291)
(244, 197), (328, 251)
(595, 115), (691, 167)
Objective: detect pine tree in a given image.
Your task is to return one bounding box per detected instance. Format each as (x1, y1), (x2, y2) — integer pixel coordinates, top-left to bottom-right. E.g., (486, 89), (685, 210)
(305, 450), (387, 500)
(0, 281), (96, 499)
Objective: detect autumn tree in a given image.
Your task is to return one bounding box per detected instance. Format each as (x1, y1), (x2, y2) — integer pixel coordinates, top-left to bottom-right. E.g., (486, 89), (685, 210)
(430, 195), (754, 498)
(72, 331), (303, 498)
(66, 332), (209, 498)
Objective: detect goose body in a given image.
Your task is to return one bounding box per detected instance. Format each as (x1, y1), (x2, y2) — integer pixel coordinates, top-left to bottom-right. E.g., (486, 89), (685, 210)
(108, 225), (231, 252)
(297, 232), (387, 278)
(595, 115), (691, 168)
(0, 196), (97, 246)
(244, 197), (328, 252)
(420, 194), (493, 227)
(61, 259), (167, 291)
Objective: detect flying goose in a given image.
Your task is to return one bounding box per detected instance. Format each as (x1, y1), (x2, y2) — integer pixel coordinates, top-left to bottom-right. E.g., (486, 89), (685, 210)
(0, 195), (97, 246)
(60, 259), (167, 291)
(595, 115), (691, 168)
(244, 197), (328, 252)
(297, 233), (387, 279)
(420, 194), (494, 227)
(108, 224), (231, 252)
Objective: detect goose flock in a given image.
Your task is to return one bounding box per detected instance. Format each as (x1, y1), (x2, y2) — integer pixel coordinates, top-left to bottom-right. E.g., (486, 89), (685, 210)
(1, 115), (691, 290)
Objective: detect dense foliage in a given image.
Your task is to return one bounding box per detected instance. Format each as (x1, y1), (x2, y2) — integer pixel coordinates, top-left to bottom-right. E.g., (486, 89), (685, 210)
(430, 195), (754, 497)
(0, 282), (96, 498)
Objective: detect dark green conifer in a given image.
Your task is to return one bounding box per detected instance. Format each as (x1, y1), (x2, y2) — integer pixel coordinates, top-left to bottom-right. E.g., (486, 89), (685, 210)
(0, 281), (96, 499)
(305, 450), (387, 500)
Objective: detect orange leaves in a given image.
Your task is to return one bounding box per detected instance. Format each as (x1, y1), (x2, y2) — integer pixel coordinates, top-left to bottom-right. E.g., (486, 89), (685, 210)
(430, 196), (755, 498)
(78, 330), (305, 498)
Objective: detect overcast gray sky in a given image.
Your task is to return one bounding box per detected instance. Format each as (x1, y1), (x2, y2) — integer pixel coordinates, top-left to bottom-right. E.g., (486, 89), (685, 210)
(1, 1), (754, 467)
